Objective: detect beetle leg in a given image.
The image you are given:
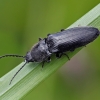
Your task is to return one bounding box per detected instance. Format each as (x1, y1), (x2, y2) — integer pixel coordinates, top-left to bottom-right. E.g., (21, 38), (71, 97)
(62, 53), (70, 60)
(61, 29), (65, 31)
(56, 53), (63, 58)
(56, 53), (60, 58)
(46, 56), (51, 62)
(42, 57), (51, 68)
(56, 53), (70, 60)
(42, 61), (45, 68)
(44, 38), (47, 43)
(47, 34), (51, 36)
(39, 38), (42, 41)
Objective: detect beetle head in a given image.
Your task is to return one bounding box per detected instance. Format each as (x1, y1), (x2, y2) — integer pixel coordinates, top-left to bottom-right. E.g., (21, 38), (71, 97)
(25, 38), (51, 62)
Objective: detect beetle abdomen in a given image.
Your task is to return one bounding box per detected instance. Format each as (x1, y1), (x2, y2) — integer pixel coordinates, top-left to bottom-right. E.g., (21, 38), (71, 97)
(47, 27), (99, 53)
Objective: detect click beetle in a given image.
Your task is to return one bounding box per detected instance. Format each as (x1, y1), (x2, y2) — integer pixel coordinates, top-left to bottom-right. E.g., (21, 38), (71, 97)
(46, 27), (99, 58)
(0, 26), (99, 84)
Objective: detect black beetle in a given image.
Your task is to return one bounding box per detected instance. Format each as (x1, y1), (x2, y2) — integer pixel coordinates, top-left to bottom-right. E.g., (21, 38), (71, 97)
(46, 26), (100, 59)
(0, 26), (99, 84)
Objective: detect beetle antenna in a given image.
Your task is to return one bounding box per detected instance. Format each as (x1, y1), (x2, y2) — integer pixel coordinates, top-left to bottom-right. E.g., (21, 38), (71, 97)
(0, 54), (25, 59)
(9, 61), (28, 85)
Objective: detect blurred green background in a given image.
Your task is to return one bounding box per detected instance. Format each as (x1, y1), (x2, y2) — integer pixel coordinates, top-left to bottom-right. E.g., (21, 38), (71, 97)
(0, 0), (100, 100)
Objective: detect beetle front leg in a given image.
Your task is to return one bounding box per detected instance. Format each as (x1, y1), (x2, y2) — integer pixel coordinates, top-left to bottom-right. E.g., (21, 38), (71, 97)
(41, 57), (51, 68)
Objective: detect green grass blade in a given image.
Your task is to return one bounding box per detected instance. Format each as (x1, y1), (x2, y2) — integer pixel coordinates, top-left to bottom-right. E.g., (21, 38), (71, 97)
(0, 4), (100, 100)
